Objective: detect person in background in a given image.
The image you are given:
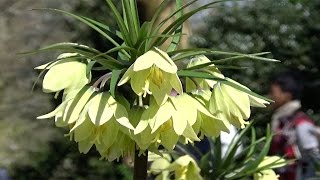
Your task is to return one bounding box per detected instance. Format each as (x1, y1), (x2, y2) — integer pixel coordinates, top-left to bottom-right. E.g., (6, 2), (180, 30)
(269, 71), (320, 180)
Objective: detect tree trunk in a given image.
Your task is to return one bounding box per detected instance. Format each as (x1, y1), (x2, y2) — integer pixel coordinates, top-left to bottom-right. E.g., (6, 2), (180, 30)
(138, 0), (192, 49)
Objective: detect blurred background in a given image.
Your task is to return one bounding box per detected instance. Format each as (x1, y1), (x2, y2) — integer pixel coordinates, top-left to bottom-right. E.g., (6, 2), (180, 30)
(0, 0), (319, 179)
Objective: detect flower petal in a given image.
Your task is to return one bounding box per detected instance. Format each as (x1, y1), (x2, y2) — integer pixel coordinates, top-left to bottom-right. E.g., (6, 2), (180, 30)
(160, 127), (179, 151)
(130, 69), (149, 96)
(114, 103), (134, 130)
(152, 102), (175, 133)
(74, 116), (94, 142)
(43, 60), (88, 93)
(221, 84), (250, 119)
(101, 120), (119, 149)
(63, 86), (96, 124)
(169, 74), (183, 95)
(118, 65), (134, 86)
(88, 93), (114, 126)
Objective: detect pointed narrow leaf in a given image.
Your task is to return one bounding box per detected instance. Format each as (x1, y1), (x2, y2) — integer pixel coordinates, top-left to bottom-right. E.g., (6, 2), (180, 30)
(32, 8), (123, 47)
(105, 0), (133, 46)
(178, 70), (272, 102)
(110, 69), (124, 97)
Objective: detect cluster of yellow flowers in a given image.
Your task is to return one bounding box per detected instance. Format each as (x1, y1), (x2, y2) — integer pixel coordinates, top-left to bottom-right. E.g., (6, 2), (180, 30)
(149, 153), (202, 180)
(148, 153), (285, 180)
(37, 48), (269, 160)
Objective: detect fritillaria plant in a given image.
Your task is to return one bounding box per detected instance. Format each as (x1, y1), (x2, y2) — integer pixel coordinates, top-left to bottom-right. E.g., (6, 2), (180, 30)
(22, 0), (278, 179)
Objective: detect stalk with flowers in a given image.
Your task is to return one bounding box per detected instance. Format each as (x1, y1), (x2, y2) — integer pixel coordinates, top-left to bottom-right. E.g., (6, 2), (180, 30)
(21, 0), (284, 179)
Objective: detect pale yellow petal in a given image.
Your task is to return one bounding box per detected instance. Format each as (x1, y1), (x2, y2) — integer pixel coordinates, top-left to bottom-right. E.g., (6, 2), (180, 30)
(134, 48), (177, 73)
(118, 65), (134, 86)
(43, 60), (88, 93)
(169, 73), (183, 95)
(88, 93), (114, 125)
(63, 86), (96, 124)
(78, 139), (94, 154)
(114, 102), (134, 130)
(149, 81), (171, 106)
(130, 69), (149, 96)
(101, 120), (119, 149)
(152, 102), (175, 133)
(74, 117), (94, 142)
(182, 123), (200, 141)
(160, 127), (179, 151)
(221, 84), (250, 119)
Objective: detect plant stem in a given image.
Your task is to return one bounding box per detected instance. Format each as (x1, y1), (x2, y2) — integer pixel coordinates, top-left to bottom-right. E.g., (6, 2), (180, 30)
(133, 149), (148, 180)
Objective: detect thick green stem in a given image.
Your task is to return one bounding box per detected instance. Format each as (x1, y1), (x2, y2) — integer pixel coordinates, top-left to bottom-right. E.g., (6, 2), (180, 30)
(133, 149), (148, 180)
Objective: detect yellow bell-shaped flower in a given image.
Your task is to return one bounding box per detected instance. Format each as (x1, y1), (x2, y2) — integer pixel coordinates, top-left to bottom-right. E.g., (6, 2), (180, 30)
(70, 114), (134, 161)
(129, 107), (159, 151)
(191, 90), (230, 138)
(254, 170), (279, 180)
(186, 55), (224, 92)
(134, 94), (218, 151)
(253, 156), (286, 180)
(118, 47), (183, 105)
(37, 86), (96, 125)
(38, 88), (135, 160)
(167, 155), (203, 180)
(209, 78), (269, 128)
(36, 53), (91, 93)
(149, 153), (203, 180)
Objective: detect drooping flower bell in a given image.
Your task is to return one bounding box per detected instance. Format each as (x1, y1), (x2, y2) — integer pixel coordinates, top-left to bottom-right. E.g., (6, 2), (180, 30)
(118, 47), (183, 105)
(149, 153), (203, 180)
(253, 156), (286, 180)
(209, 78), (269, 129)
(38, 86), (135, 161)
(186, 55), (224, 92)
(35, 53), (91, 93)
(191, 89), (230, 138)
(133, 94), (219, 151)
(185, 55), (269, 129)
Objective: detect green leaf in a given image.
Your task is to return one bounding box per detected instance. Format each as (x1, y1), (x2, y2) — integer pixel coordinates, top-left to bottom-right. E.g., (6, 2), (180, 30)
(129, 0), (140, 34)
(148, 0), (198, 50)
(19, 42), (99, 56)
(32, 8), (122, 48)
(184, 52), (271, 70)
(170, 48), (275, 62)
(177, 70), (226, 81)
(167, 0), (184, 52)
(105, 0), (133, 47)
(145, 0), (172, 48)
(151, 0), (229, 48)
(221, 123), (253, 170)
(230, 126), (273, 179)
(177, 70), (272, 102)
(110, 69), (123, 98)
(246, 127), (257, 159)
(214, 136), (222, 169)
(122, 0), (139, 43)
(81, 16), (123, 39)
(91, 46), (137, 62)
(215, 65), (248, 70)
(19, 42), (125, 69)
(159, 0), (198, 27)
